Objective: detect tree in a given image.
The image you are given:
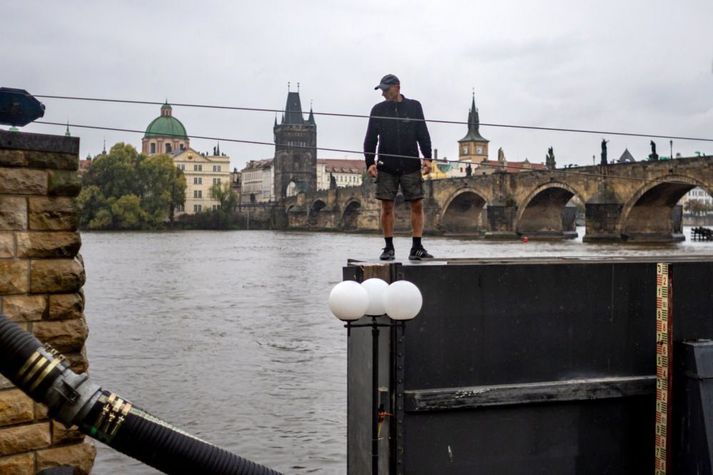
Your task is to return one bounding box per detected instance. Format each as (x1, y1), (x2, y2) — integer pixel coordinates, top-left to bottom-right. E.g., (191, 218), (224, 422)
(77, 142), (187, 230)
(82, 143), (141, 198)
(111, 195), (146, 229)
(76, 185), (107, 228)
(210, 183), (238, 213)
(137, 154), (186, 226)
(684, 199), (713, 216)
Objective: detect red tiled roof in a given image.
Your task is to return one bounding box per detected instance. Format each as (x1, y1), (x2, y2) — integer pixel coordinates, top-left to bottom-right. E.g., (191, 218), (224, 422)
(318, 158), (364, 173)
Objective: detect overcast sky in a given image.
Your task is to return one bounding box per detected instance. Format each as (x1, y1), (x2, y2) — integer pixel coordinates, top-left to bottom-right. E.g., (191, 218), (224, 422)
(5, 0), (713, 170)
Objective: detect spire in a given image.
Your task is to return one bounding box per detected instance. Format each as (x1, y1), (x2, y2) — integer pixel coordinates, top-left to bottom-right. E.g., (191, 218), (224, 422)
(307, 101), (316, 126)
(282, 89), (306, 125)
(102, 138), (106, 154)
(459, 91), (488, 143)
(64, 121), (71, 137)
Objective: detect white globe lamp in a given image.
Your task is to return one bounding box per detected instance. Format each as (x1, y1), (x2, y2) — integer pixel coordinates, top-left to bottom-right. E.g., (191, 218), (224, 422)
(328, 280), (369, 321)
(384, 280), (423, 321)
(361, 278), (389, 316)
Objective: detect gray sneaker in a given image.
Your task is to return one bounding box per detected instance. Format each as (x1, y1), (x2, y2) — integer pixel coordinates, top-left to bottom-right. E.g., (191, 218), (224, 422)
(379, 247), (395, 261)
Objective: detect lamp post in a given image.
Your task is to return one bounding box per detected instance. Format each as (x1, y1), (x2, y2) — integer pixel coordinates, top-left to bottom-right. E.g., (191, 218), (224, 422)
(329, 278), (423, 475)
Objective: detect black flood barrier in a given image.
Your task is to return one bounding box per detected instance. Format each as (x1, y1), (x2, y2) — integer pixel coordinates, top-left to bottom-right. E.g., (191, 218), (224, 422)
(343, 256), (713, 474)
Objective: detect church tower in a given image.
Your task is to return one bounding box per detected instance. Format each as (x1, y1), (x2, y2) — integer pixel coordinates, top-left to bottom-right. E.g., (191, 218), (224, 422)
(458, 93), (489, 164)
(273, 87), (317, 200)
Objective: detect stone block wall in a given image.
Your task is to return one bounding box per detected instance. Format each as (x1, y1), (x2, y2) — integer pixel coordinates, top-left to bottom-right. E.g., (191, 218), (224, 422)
(0, 130), (95, 474)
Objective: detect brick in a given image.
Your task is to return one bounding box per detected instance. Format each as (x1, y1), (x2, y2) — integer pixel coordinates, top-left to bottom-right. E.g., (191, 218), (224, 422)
(48, 293), (84, 320)
(25, 151), (79, 171)
(3, 295), (47, 322)
(0, 196), (27, 230)
(36, 442), (96, 475)
(33, 319), (88, 353)
(28, 197), (77, 231)
(47, 170), (81, 197)
(30, 258), (85, 293)
(0, 260), (29, 294)
(35, 403), (48, 421)
(0, 422), (50, 455)
(0, 150), (27, 168)
(16, 231), (81, 258)
(0, 389), (34, 426)
(51, 420), (84, 444)
(0, 233), (13, 257)
(64, 348), (89, 374)
(0, 168), (47, 195)
(0, 453), (34, 475)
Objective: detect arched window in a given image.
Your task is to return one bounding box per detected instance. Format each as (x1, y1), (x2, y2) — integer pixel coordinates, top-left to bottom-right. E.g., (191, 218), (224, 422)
(165, 143), (172, 153)
(150, 143), (156, 154)
(286, 181), (297, 197)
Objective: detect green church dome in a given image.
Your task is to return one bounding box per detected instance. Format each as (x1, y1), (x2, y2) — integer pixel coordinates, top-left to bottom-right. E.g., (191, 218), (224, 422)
(144, 103), (188, 139)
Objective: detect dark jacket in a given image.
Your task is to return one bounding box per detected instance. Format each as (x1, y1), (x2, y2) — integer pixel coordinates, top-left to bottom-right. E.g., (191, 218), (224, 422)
(363, 95), (432, 175)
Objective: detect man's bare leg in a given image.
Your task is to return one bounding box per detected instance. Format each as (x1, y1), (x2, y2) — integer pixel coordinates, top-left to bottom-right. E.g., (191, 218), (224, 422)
(382, 200), (395, 238)
(410, 199), (423, 237)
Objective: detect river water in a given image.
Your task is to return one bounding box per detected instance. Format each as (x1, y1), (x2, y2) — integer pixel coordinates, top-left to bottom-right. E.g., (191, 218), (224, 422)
(81, 229), (712, 474)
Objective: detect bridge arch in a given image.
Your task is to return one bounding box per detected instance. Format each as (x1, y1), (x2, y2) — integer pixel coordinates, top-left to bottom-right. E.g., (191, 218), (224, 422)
(308, 199), (327, 226)
(515, 182), (584, 238)
(619, 174), (713, 241)
(342, 199), (362, 230)
(439, 188), (488, 235)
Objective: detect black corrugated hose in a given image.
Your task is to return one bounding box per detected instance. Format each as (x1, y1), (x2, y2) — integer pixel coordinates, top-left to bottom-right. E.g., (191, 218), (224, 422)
(0, 314), (283, 475)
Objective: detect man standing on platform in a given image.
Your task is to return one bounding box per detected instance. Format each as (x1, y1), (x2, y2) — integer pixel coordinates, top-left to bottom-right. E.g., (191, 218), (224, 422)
(364, 74), (434, 260)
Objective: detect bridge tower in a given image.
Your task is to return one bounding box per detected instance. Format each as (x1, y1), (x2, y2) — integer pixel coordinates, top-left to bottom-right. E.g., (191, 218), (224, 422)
(273, 88), (317, 201)
(458, 93), (489, 165)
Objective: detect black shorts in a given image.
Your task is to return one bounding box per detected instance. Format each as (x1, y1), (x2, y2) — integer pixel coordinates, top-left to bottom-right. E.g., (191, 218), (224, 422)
(375, 170), (424, 201)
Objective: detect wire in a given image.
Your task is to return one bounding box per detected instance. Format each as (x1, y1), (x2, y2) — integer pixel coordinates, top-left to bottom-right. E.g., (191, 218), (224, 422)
(35, 94), (713, 143)
(35, 119), (680, 182)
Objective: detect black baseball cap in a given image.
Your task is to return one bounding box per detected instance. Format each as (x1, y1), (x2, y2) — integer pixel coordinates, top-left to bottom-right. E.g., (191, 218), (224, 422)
(374, 74), (400, 91)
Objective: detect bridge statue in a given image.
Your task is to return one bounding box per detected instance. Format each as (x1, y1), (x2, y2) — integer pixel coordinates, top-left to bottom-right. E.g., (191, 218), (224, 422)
(497, 147), (506, 163)
(648, 140), (659, 161)
(546, 147), (556, 170)
(329, 173), (337, 190)
(600, 139), (609, 166)
(465, 162), (472, 177)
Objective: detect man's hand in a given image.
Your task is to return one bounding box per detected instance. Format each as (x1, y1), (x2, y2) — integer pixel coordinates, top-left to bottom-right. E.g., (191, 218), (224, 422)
(367, 164), (378, 178)
(422, 159), (433, 175)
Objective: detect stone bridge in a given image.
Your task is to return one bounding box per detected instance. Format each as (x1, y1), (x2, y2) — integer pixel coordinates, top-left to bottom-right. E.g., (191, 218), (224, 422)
(283, 156), (713, 242)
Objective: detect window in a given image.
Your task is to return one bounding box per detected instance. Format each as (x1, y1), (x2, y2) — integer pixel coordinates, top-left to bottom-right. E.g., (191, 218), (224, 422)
(194, 164), (202, 171)
(213, 165), (221, 172)
(179, 144), (185, 151)
(177, 164), (185, 171)
(165, 143), (172, 153)
(176, 204), (184, 212)
(150, 143), (156, 154)
(213, 204), (219, 210)
(194, 177), (202, 185)
(476, 146), (483, 154)
(194, 204), (202, 213)
(194, 190), (202, 198)
(462, 146), (468, 154)
(213, 178), (221, 185)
